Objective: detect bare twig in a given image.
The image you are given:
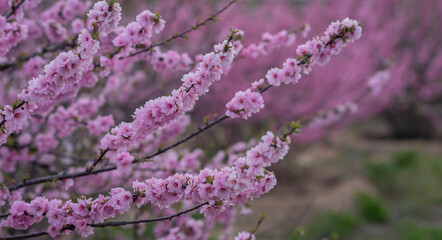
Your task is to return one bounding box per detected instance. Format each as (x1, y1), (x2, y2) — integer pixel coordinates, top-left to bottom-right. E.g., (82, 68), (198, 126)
(0, 39), (77, 71)
(6, 0), (25, 20)
(120, 0), (237, 60)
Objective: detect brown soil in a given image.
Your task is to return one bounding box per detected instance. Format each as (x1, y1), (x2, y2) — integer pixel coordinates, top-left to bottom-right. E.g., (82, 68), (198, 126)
(233, 127), (442, 239)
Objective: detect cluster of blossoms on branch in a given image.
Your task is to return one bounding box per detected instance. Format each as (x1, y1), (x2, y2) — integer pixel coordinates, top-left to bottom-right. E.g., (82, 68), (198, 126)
(242, 29), (297, 58)
(87, 0), (122, 37)
(0, 15), (27, 56)
(1, 130), (289, 238)
(0, 30), (98, 142)
(0, 0), (122, 145)
(100, 31), (242, 164)
(225, 18), (362, 120)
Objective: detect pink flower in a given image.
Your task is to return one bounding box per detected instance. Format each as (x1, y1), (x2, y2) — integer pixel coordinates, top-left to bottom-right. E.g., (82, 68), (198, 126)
(110, 188), (133, 214)
(226, 89), (264, 119)
(21, 56), (45, 78)
(234, 231), (255, 240)
(77, 29), (100, 60)
(265, 67), (284, 86)
(87, 114), (114, 136)
(74, 219), (94, 237)
(71, 18), (85, 34)
(47, 224), (62, 238)
(111, 152), (134, 172)
(29, 197), (49, 217)
(88, 1), (122, 36)
(42, 20), (67, 43)
(73, 198), (91, 217)
(35, 132), (58, 153)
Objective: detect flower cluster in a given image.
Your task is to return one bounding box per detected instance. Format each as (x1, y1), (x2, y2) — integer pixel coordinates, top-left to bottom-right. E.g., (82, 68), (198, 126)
(35, 132), (58, 153)
(48, 97), (104, 138)
(308, 101), (358, 129)
(1, 131), (289, 238)
(87, 115), (115, 136)
(0, 16), (28, 56)
(135, 131), (288, 214)
(225, 89), (264, 119)
(136, 116), (191, 154)
(40, 0), (89, 43)
(21, 56), (46, 78)
(149, 48), (193, 72)
(18, 50), (82, 111)
(77, 29), (100, 60)
(113, 10), (165, 48)
(146, 149), (202, 176)
(368, 70), (390, 95)
(1, 24), (102, 145)
(41, 0), (89, 24)
(0, 147), (32, 173)
(21, 0), (42, 10)
(100, 33), (241, 154)
(42, 20), (67, 43)
(224, 18), (362, 121)
(0, 0), (372, 238)
(265, 58), (302, 86)
(1, 188), (133, 237)
(234, 231), (256, 240)
(87, 0), (122, 36)
(242, 30), (296, 58)
(296, 18), (362, 67)
(8, 0), (42, 14)
(110, 151), (134, 173)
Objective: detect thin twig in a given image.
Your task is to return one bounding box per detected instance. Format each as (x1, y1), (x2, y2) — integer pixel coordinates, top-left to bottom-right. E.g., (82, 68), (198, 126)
(6, 0), (25, 20)
(86, 149), (109, 173)
(0, 39), (77, 71)
(120, 0), (237, 60)
(0, 202), (208, 240)
(5, 31), (336, 192)
(4, 60), (272, 193)
(250, 213), (266, 235)
(91, 201), (208, 227)
(0, 230), (47, 240)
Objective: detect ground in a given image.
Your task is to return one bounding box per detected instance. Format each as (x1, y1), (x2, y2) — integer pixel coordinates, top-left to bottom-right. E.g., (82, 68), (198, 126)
(234, 120), (442, 240)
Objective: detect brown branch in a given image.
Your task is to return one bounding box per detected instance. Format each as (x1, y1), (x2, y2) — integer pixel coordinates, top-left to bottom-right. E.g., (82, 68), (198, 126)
(91, 201), (208, 227)
(0, 39), (77, 71)
(85, 148), (109, 173)
(6, 85), (274, 191)
(5, 29), (342, 192)
(6, 0), (25, 20)
(0, 230), (47, 240)
(0, 202), (208, 240)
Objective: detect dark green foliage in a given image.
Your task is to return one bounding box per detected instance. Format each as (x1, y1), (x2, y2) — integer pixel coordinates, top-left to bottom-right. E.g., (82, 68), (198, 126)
(364, 161), (397, 192)
(355, 192), (389, 223)
(291, 212), (359, 240)
(397, 221), (442, 240)
(393, 150), (418, 169)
